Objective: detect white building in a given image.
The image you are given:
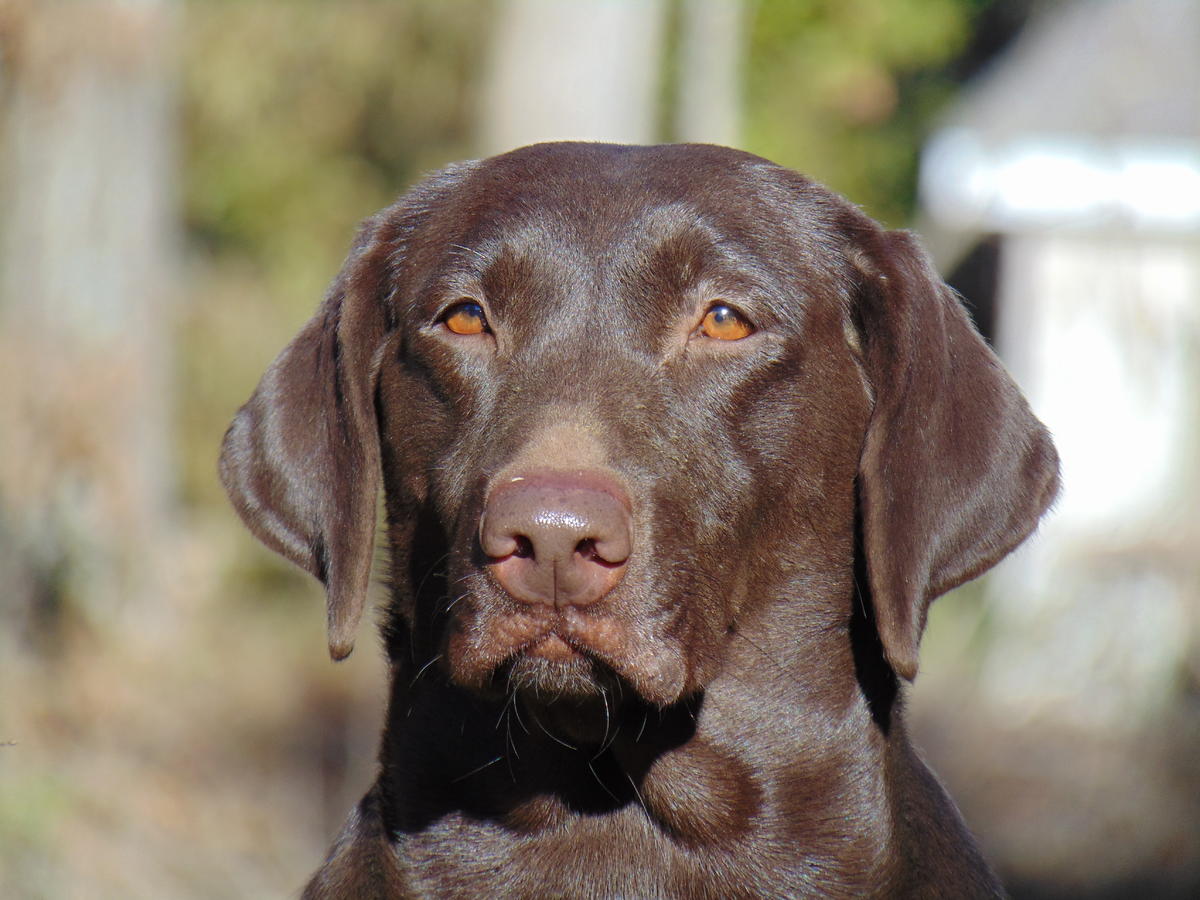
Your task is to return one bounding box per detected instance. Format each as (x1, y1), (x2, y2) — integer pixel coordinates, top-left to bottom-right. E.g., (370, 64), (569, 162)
(916, 0), (1200, 889)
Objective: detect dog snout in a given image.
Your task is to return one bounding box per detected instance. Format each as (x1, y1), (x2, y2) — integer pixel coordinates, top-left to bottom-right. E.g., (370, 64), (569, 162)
(480, 470), (632, 608)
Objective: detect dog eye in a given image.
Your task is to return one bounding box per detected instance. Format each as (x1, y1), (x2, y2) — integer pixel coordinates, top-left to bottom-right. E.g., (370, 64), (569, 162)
(442, 300), (490, 335)
(700, 303), (754, 341)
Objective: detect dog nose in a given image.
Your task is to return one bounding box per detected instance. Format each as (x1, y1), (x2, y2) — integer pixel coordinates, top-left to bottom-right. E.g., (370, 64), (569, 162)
(480, 470), (632, 608)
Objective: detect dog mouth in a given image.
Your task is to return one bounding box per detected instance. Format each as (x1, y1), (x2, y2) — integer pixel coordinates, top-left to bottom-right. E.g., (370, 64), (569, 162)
(447, 603), (687, 706)
(496, 615), (622, 699)
(525, 632), (584, 663)
(501, 636), (615, 700)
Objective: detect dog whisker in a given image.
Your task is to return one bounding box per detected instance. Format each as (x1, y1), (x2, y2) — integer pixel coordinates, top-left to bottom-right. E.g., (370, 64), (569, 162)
(531, 710), (578, 751)
(587, 760), (621, 805)
(409, 653), (443, 688)
(450, 755), (504, 784)
(635, 710), (649, 743)
(443, 590), (471, 614)
(510, 693), (530, 735)
(623, 770), (651, 819)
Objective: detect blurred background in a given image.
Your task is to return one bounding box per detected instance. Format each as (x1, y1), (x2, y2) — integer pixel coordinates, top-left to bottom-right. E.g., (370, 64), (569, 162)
(1, 0), (1197, 896)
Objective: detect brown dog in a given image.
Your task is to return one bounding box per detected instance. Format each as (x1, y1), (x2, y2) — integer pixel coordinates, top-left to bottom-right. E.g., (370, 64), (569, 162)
(221, 143), (1058, 898)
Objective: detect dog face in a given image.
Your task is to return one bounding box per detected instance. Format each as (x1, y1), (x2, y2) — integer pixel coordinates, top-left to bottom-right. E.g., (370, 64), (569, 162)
(373, 145), (876, 708)
(221, 143), (1058, 711)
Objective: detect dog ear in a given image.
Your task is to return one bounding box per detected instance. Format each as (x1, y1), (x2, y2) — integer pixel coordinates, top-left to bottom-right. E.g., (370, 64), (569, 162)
(220, 163), (477, 660)
(219, 217), (391, 661)
(853, 230), (1059, 681)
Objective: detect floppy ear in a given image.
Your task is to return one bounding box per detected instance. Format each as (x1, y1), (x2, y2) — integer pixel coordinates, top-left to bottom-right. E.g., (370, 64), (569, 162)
(853, 230), (1059, 681)
(219, 218), (391, 660)
(220, 162), (477, 660)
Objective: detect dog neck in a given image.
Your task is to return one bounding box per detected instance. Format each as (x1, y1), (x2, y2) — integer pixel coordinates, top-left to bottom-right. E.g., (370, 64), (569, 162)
(374, 584), (901, 873)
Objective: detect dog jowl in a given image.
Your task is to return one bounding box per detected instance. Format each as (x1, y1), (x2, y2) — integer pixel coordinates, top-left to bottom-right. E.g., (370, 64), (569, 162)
(221, 143), (1058, 899)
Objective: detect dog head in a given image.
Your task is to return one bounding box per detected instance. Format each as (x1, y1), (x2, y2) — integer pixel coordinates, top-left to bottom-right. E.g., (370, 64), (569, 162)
(220, 143), (1058, 709)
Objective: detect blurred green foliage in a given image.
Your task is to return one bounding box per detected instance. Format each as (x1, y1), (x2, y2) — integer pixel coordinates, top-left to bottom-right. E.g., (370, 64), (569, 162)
(179, 0), (490, 508)
(745, 0), (984, 225)
(183, 0), (490, 299)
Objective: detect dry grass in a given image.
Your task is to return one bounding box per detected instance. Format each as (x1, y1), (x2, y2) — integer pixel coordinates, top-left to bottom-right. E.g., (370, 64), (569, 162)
(0, 515), (387, 898)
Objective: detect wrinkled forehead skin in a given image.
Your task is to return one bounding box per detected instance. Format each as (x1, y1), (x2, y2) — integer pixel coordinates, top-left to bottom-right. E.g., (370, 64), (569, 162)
(389, 142), (860, 346)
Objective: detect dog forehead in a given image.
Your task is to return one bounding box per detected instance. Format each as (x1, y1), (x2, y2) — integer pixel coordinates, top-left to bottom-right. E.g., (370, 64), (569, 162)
(415, 143), (845, 295)
(477, 141), (769, 196)
(455, 144), (803, 236)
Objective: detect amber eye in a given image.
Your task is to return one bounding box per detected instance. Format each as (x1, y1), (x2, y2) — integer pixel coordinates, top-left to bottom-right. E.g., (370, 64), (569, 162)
(700, 303), (754, 341)
(442, 300), (489, 335)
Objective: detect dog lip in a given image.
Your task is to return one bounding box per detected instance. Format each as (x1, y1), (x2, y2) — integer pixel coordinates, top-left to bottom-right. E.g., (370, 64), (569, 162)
(525, 633), (580, 662)
(504, 616), (621, 674)
(469, 603), (685, 701)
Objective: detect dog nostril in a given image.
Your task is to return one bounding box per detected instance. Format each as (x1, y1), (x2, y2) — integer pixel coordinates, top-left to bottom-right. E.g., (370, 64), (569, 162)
(480, 470), (632, 607)
(573, 538), (624, 567)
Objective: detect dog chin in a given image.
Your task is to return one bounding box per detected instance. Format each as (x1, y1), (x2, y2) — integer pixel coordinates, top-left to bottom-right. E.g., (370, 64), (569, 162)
(504, 646), (616, 701)
(446, 626), (615, 701)
(504, 640), (694, 715)
(446, 608), (690, 708)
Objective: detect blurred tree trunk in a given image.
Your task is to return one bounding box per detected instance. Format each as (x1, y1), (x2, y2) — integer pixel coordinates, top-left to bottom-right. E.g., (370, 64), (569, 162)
(675, 0), (742, 145)
(0, 0), (178, 646)
(478, 0), (668, 154)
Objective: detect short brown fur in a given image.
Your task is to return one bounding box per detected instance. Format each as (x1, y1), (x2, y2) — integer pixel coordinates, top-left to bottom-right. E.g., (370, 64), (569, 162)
(220, 143), (1059, 898)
